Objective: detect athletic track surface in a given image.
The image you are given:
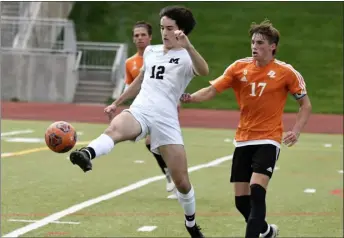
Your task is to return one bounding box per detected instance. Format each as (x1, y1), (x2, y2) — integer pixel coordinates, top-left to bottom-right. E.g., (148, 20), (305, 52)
(2, 102), (343, 134)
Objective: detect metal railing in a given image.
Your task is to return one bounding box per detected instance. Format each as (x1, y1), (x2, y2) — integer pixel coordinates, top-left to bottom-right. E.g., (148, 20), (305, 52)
(72, 41), (128, 99)
(75, 42), (127, 71)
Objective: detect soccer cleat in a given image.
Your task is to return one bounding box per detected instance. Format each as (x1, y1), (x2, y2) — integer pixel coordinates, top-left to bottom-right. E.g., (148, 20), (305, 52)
(261, 224), (279, 238)
(268, 224), (279, 238)
(69, 148), (92, 172)
(185, 223), (204, 238)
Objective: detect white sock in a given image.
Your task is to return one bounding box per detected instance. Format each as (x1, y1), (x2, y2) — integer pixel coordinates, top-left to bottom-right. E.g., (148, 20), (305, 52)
(177, 186), (196, 227)
(88, 134), (115, 158)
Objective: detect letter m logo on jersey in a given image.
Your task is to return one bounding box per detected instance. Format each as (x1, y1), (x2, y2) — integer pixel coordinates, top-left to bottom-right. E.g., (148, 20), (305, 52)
(169, 58), (180, 64)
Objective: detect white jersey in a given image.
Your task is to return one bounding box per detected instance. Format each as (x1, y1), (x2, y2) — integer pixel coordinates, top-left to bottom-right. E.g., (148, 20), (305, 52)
(131, 45), (194, 119)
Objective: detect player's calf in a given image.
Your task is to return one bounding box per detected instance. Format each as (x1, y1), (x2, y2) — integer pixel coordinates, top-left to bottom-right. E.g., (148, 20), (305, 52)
(235, 194), (270, 235)
(159, 144), (201, 234)
(245, 184), (267, 238)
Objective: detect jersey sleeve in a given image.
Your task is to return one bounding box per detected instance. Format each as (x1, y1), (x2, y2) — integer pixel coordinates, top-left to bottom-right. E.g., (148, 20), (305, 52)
(210, 62), (236, 93)
(125, 60), (134, 84)
(285, 66), (307, 100)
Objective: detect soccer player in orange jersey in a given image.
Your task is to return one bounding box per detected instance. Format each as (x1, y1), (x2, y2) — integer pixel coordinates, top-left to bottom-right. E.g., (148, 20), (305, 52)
(181, 20), (312, 238)
(125, 21), (176, 194)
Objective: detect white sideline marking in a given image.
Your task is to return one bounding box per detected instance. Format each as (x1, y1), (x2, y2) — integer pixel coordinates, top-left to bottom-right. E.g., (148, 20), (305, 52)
(224, 138), (232, 143)
(1, 129), (34, 137)
(3, 155), (233, 237)
(137, 226), (157, 232)
(5, 137), (44, 143)
(134, 160), (145, 164)
(8, 219), (80, 225)
(324, 143), (332, 148)
(274, 166), (280, 171)
(304, 188), (316, 193)
(1, 153), (13, 157)
(338, 170), (343, 174)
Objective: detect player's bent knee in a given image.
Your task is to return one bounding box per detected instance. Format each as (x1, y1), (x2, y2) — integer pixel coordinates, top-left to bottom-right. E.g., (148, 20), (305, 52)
(105, 112), (142, 142)
(250, 172), (270, 189)
(104, 122), (129, 142)
(104, 126), (122, 142)
(173, 176), (191, 194)
(250, 184), (266, 204)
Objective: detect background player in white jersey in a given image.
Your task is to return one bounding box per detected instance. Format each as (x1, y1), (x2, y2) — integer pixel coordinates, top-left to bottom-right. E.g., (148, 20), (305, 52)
(69, 5), (209, 237)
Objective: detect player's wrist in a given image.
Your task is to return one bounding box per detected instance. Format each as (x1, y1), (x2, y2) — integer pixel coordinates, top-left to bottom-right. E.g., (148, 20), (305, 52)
(184, 44), (194, 51)
(291, 128), (301, 137)
(189, 94), (197, 103)
(112, 100), (120, 107)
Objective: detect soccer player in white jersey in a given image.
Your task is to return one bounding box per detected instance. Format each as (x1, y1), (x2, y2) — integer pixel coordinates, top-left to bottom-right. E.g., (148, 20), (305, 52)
(69, 6), (208, 237)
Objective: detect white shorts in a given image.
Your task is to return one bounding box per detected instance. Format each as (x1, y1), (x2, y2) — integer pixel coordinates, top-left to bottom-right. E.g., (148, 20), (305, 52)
(122, 108), (184, 155)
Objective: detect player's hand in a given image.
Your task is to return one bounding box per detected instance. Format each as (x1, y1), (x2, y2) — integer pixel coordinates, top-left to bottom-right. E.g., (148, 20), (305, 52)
(283, 131), (300, 147)
(104, 104), (117, 121)
(180, 93), (192, 103)
(174, 30), (192, 49)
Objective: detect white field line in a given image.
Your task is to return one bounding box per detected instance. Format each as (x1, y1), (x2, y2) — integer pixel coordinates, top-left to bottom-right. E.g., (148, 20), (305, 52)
(137, 226), (157, 232)
(3, 155), (233, 237)
(4, 137), (44, 143)
(1, 130), (34, 137)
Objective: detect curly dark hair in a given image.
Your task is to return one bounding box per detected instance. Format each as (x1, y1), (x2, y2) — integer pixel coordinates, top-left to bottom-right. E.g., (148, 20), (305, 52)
(159, 6), (196, 35)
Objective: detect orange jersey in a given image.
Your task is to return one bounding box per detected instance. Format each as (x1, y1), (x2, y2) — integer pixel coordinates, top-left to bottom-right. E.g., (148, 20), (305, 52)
(211, 57), (307, 145)
(125, 53), (143, 85)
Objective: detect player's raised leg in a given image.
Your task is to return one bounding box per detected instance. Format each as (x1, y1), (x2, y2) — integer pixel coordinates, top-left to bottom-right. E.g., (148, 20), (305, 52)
(69, 111), (143, 172)
(159, 144), (203, 238)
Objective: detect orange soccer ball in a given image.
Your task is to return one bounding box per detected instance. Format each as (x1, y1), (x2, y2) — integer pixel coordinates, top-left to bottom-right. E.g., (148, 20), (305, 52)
(45, 121), (77, 153)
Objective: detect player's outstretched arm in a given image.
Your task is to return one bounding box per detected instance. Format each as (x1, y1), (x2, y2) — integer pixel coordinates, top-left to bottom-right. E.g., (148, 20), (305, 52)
(181, 85), (217, 103)
(174, 30), (209, 76)
(186, 45), (209, 76)
(283, 95), (312, 146)
(113, 70), (144, 106)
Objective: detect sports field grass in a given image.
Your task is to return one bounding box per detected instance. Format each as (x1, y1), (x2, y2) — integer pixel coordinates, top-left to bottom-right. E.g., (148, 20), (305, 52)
(1, 119), (343, 237)
(69, 1), (343, 114)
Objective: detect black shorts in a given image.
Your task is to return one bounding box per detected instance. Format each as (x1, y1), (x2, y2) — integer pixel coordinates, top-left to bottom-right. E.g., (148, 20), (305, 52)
(230, 144), (280, 183)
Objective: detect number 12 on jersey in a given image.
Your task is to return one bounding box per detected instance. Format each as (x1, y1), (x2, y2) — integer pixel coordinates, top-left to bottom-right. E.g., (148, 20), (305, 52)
(150, 65), (165, 80)
(249, 82), (266, 97)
